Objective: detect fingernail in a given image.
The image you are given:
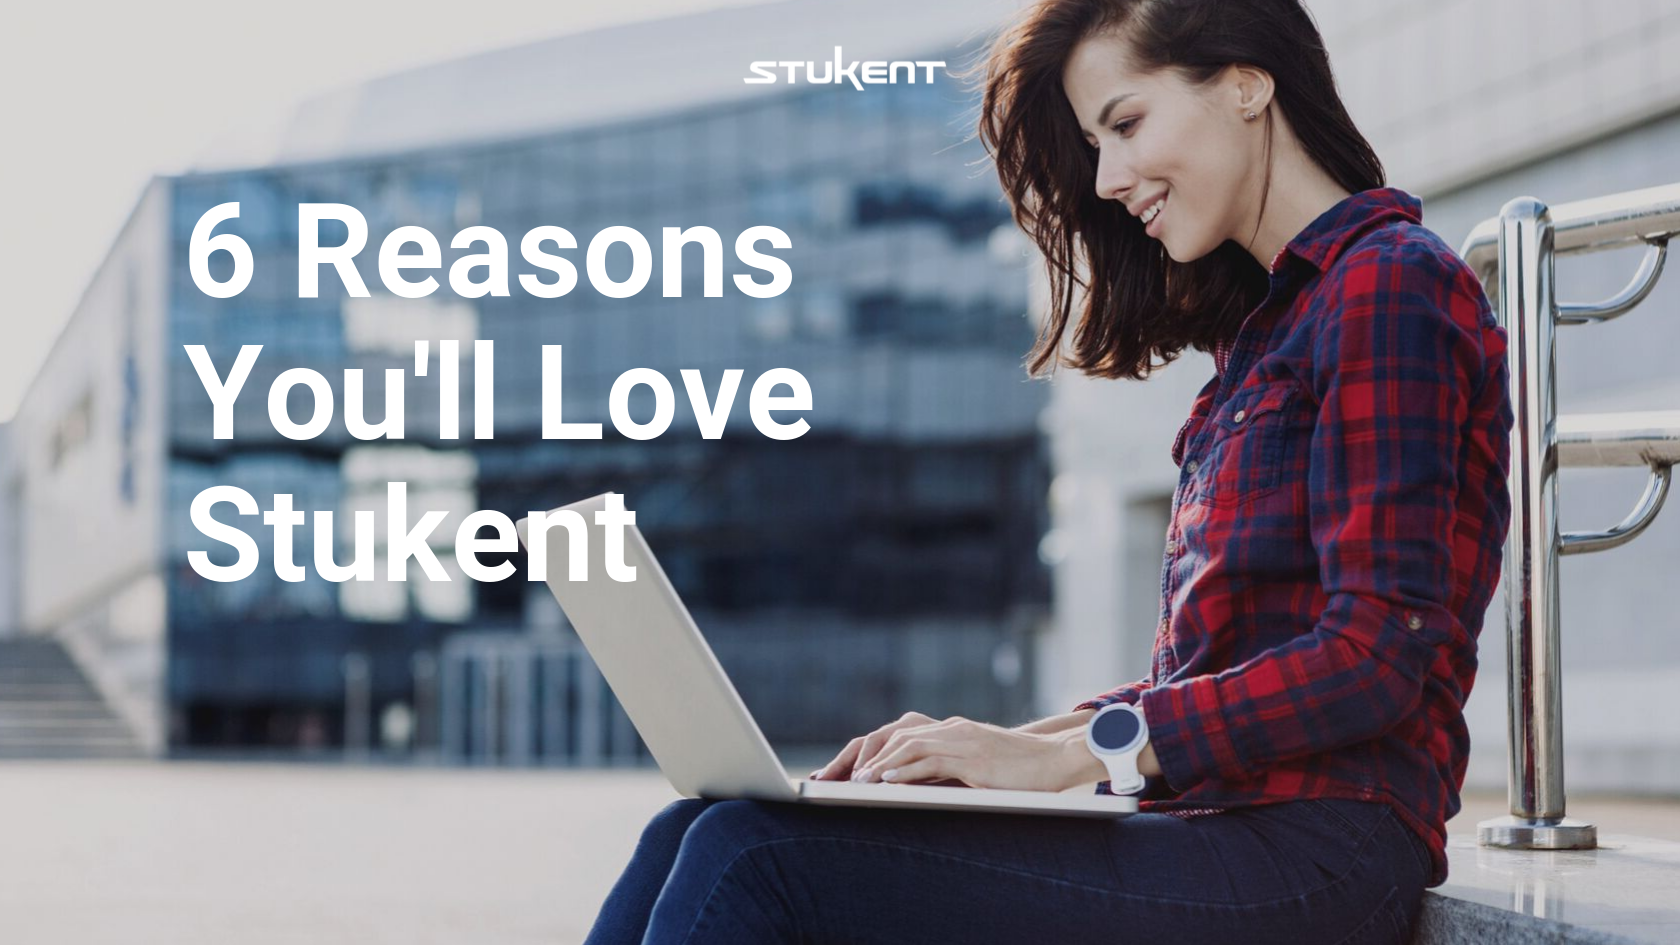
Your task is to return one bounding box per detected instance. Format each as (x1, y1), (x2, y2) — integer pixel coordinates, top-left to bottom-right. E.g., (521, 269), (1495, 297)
(881, 768), (898, 782)
(809, 770), (822, 780)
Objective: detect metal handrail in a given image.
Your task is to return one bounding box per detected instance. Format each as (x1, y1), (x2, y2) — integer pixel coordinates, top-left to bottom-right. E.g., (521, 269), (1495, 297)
(1461, 184), (1680, 852)
(1462, 182), (1680, 274)
(1556, 240), (1667, 325)
(1556, 410), (1680, 466)
(1559, 460), (1671, 555)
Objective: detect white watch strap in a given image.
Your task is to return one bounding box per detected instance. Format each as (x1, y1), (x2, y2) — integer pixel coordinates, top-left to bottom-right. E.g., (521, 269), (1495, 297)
(1101, 749), (1145, 795)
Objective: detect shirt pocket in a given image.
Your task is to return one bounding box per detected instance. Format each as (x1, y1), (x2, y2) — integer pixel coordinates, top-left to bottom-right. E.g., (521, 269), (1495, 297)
(1170, 414), (1206, 468)
(1197, 381), (1301, 508)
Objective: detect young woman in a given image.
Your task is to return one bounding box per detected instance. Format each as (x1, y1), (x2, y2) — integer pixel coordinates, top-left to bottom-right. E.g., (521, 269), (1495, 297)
(583, 1), (1513, 942)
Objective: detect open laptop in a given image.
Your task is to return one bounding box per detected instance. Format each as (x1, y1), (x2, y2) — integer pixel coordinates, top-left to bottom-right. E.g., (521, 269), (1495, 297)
(514, 492), (1135, 819)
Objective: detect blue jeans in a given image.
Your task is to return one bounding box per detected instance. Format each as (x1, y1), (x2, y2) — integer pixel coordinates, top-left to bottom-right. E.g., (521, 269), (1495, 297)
(583, 794), (1433, 944)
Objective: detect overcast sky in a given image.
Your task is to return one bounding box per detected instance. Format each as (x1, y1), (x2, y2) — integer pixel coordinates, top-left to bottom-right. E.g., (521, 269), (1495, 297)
(0, 0), (763, 423)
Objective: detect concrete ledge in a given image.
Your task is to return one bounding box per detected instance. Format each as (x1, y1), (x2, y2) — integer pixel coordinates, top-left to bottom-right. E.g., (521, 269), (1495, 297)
(1415, 833), (1680, 944)
(1418, 894), (1644, 944)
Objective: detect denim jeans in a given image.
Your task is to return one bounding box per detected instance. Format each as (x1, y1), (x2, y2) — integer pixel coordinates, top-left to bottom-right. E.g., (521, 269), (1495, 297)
(583, 793), (1433, 944)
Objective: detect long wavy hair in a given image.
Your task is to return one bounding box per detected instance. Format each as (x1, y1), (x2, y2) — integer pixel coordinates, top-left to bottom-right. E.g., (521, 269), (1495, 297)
(962, 0), (1384, 379)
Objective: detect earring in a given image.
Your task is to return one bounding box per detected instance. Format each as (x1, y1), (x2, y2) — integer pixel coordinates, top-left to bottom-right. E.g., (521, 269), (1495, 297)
(1244, 110), (1257, 121)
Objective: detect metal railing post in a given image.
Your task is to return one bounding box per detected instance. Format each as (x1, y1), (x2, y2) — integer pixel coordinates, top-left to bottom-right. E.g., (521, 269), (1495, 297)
(1476, 198), (1597, 850)
(1459, 182), (1680, 850)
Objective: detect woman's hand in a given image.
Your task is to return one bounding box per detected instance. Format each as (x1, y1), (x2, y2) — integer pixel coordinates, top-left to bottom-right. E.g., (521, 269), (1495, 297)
(810, 711), (940, 783)
(808, 711), (1101, 793)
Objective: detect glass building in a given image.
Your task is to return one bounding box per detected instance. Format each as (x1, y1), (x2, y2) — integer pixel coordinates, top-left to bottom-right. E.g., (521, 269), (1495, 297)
(10, 0), (1052, 758)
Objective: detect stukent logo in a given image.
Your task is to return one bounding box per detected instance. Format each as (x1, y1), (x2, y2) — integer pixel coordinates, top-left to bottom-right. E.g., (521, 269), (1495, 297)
(745, 47), (946, 90)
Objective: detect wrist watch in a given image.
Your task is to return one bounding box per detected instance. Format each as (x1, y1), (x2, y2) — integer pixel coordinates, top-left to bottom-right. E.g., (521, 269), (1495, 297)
(1085, 702), (1148, 795)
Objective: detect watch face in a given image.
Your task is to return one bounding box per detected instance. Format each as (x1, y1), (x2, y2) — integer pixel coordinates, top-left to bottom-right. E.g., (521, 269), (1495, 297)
(1092, 707), (1142, 751)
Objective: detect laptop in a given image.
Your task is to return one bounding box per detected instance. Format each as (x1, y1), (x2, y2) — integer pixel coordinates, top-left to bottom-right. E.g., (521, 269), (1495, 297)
(514, 492), (1136, 819)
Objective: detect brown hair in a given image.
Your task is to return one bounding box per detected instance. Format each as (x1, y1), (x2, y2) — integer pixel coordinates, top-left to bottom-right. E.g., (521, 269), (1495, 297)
(959, 0), (1384, 379)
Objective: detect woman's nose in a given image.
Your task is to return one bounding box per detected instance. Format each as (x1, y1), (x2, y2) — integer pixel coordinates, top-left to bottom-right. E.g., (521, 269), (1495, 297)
(1094, 150), (1138, 204)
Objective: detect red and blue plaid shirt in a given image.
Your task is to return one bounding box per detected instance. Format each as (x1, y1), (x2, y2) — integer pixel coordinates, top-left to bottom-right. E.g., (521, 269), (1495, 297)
(1074, 186), (1514, 889)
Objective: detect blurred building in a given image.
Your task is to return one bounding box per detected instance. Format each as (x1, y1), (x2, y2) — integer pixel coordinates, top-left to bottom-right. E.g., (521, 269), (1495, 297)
(6, 0), (1048, 758)
(1042, 0), (1680, 794)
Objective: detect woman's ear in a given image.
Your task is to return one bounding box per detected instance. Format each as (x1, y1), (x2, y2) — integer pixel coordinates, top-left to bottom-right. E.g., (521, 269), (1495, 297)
(1229, 64), (1275, 119)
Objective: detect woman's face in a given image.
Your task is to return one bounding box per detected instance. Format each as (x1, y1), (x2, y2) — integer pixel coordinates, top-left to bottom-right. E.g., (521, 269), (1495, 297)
(1062, 30), (1262, 263)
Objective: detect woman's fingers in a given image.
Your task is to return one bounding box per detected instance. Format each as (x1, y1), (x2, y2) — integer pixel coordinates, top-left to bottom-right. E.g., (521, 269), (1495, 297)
(866, 717), (974, 776)
(877, 756), (953, 784)
(810, 735), (866, 781)
(850, 712), (934, 778)
(811, 712), (936, 781)
(865, 737), (962, 783)
(860, 734), (932, 778)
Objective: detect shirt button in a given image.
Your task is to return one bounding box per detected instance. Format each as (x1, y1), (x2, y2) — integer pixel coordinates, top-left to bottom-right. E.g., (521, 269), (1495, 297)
(1187, 460), (1200, 474)
(1407, 613), (1423, 630)
(1233, 409), (1247, 423)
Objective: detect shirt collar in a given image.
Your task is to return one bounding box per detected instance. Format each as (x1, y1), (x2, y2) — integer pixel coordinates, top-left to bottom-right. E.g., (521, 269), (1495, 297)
(1273, 186), (1422, 274)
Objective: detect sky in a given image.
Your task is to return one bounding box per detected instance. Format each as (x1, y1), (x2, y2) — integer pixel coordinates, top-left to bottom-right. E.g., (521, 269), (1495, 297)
(0, 0), (764, 423)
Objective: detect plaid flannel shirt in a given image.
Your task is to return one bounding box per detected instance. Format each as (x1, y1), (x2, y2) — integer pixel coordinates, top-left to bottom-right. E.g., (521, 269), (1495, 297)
(1074, 187), (1514, 889)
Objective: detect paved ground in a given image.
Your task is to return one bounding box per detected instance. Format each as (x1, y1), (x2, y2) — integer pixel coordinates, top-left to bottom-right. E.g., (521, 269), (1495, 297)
(0, 761), (679, 945)
(1, 760), (1676, 944)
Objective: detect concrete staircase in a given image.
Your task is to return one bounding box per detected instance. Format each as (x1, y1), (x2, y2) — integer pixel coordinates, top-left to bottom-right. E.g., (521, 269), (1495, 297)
(0, 637), (144, 759)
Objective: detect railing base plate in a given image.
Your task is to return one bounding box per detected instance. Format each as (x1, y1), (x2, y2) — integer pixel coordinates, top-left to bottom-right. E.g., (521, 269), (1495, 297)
(1477, 815), (1599, 849)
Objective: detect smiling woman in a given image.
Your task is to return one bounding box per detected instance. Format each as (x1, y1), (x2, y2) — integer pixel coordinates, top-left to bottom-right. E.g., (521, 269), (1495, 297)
(580, 3), (1496, 943)
(977, 0), (1385, 384)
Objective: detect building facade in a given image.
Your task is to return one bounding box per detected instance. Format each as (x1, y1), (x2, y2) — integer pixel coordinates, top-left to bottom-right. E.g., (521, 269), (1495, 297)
(9, 0), (1050, 757)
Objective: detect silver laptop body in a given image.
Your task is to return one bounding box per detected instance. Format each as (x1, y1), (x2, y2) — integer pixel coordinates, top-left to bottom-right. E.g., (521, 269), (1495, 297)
(514, 492), (1135, 819)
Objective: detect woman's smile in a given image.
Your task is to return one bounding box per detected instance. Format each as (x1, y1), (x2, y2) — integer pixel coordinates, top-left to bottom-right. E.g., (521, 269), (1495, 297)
(1143, 191), (1168, 237)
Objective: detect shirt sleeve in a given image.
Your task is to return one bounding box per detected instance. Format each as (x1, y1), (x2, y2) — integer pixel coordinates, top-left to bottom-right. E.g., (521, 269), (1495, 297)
(1135, 239), (1491, 792)
(1071, 676), (1153, 713)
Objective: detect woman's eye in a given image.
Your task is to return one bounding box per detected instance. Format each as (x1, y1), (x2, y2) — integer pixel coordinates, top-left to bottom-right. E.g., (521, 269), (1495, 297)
(1086, 118), (1139, 151)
